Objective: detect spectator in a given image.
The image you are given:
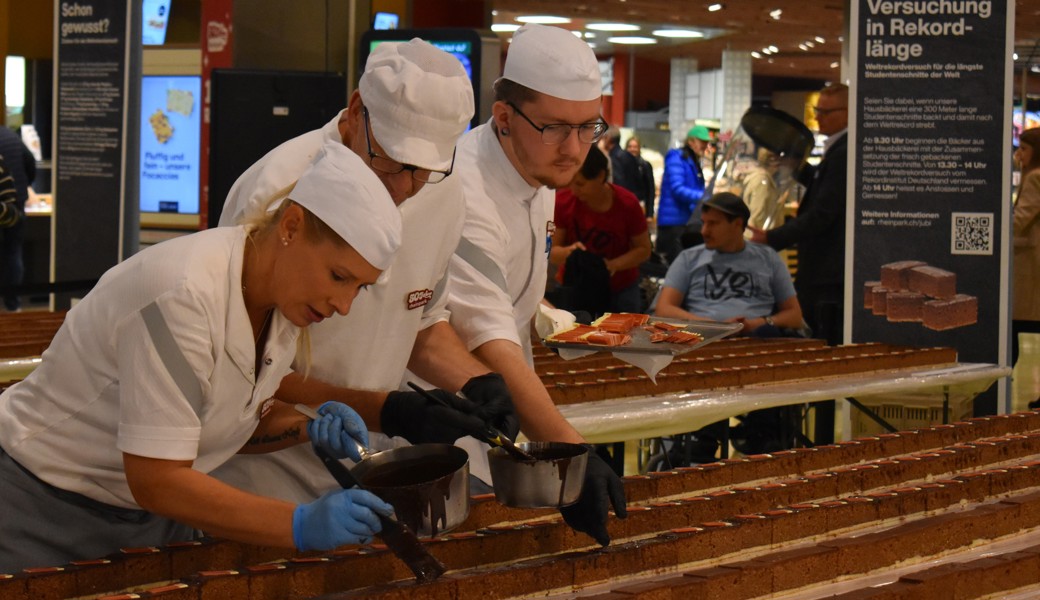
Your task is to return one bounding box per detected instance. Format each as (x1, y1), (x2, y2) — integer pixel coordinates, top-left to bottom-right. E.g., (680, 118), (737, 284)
(742, 148), (783, 232)
(656, 125), (711, 264)
(653, 191), (806, 459)
(625, 136), (656, 219)
(0, 127), (36, 312)
(598, 126), (639, 195)
(1013, 127), (1040, 371)
(550, 147), (651, 315)
(653, 192), (803, 337)
(750, 83), (848, 345)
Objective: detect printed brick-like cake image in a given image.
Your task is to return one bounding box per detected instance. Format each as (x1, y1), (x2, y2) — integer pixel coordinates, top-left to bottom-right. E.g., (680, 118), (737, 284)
(907, 266), (956, 300)
(880, 260), (927, 290)
(866, 261), (975, 331)
(871, 286), (890, 316)
(863, 281), (881, 309)
(885, 291), (926, 323)
(922, 294), (978, 331)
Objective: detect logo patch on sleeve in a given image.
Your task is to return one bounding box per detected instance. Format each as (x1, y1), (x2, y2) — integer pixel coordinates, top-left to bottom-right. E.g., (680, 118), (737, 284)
(258, 398), (275, 419)
(406, 288), (434, 310)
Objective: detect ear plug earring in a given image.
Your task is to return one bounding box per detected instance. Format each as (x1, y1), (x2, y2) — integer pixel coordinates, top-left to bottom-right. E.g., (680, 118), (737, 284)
(501, 128), (510, 136)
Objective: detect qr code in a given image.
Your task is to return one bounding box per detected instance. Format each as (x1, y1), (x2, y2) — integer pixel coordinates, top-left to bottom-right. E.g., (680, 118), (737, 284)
(951, 212), (993, 255)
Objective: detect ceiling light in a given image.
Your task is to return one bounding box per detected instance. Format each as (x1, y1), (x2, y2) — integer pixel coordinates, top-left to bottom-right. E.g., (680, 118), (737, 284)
(1032, 65), (1040, 74)
(516, 15), (572, 24)
(607, 36), (657, 44)
(572, 31), (583, 38)
(587, 23), (640, 32)
(491, 23), (521, 33)
(805, 41), (815, 48)
(584, 32), (597, 38)
(799, 44), (808, 51)
(761, 47), (772, 55)
(708, 3), (724, 11)
(587, 42), (597, 48)
(830, 61), (839, 68)
(751, 51), (762, 58)
(1012, 52), (1018, 60)
(768, 45), (779, 53)
(769, 8), (782, 19)
(815, 36), (825, 43)
(653, 29), (704, 38)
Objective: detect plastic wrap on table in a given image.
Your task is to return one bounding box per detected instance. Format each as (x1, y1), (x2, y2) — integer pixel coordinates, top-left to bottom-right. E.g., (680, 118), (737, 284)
(555, 363), (1009, 444)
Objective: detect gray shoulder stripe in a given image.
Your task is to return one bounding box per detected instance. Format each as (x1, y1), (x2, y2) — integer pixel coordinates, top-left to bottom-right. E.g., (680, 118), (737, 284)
(455, 237), (508, 295)
(141, 301), (204, 414)
(424, 270), (450, 314)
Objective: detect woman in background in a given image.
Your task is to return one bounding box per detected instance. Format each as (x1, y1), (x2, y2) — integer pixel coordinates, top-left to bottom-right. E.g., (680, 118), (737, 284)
(551, 147), (651, 315)
(1013, 127), (1040, 376)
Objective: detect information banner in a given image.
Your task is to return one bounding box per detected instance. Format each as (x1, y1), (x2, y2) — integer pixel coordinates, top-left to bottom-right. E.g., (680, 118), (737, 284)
(53, 0), (131, 295)
(849, 0), (1012, 411)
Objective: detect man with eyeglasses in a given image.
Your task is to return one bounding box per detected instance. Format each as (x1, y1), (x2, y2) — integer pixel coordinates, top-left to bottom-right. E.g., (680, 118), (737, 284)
(212, 39), (520, 504)
(750, 82), (849, 346)
(446, 23), (628, 547)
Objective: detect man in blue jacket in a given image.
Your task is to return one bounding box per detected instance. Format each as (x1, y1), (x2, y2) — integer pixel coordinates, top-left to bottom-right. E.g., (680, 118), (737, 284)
(655, 125), (711, 264)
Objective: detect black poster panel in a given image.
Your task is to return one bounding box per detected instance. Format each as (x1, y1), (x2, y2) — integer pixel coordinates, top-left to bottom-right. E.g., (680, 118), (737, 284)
(849, 0), (1012, 409)
(54, 0), (131, 306)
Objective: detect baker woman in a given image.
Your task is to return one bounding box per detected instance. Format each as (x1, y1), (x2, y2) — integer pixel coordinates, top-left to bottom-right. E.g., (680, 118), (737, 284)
(0, 141), (401, 571)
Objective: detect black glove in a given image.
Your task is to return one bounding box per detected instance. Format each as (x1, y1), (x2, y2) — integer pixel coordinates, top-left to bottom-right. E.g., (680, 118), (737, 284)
(560, 446), (628, 546)
(381, 388), (490, 445)
(461, 373), (520, 440)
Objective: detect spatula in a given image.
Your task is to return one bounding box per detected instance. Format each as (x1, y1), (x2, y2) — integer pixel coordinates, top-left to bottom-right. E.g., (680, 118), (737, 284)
(294, 403), (446, 583)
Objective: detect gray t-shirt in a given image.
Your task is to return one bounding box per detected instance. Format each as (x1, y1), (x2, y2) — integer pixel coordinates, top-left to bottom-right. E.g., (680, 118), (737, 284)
(662, 242), (796, 321)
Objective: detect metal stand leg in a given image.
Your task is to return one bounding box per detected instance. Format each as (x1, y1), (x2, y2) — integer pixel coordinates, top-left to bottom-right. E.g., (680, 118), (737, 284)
(942, 385), (950, 424)
(813, 400), (836, 444)
(845, 397), (899, 433)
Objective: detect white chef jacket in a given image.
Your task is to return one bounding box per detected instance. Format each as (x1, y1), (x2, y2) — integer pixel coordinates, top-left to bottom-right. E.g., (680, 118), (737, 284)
(448, 120), (554, 362)
(211, 113), (467, 502)
(0, 228), (298, 509)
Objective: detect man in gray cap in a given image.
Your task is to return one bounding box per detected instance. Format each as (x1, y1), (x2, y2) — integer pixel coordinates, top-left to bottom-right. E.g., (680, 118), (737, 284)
(654, 192), (803, 334)
(213, 39), (518, 503)
(447, 23), (627, 546)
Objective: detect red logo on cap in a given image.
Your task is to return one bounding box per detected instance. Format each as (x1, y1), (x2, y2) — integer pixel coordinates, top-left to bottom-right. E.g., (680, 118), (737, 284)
(406, 289), (434, 310)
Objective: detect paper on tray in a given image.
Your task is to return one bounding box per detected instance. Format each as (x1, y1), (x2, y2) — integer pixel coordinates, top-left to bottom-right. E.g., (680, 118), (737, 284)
(611, 351), (674, 383)
(535, 304), (576, 340)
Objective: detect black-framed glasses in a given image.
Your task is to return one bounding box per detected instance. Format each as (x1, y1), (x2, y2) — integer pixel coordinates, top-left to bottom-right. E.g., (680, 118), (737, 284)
(362, 107), (454, 184)
(812, 105), (847, 116)
(507, 102), (608, 145)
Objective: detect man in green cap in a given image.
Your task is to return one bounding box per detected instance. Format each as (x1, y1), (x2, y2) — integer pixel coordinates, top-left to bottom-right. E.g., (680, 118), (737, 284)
(655, 124), (713, 263)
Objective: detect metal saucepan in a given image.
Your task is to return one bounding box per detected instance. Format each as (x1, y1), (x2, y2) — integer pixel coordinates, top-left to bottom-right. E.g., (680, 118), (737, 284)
(295, 404), (470, 538)
(350, 443), (470, 538)
(487, 441), (589, 508)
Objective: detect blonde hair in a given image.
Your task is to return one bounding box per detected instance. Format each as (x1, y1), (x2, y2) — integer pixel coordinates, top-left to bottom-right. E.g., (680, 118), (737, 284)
(237, 183), (348, 378)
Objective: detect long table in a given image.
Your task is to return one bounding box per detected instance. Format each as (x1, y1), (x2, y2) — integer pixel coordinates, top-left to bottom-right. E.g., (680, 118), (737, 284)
(556, 363), (1010, 444)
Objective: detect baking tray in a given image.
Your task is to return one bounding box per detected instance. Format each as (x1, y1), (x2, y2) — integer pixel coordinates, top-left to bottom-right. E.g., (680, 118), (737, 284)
(542, 317), (744, 356)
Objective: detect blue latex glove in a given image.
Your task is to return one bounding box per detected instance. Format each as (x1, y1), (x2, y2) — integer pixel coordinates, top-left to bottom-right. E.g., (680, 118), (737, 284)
(307, 401), (368, 461)
(292, 489), (394, 551)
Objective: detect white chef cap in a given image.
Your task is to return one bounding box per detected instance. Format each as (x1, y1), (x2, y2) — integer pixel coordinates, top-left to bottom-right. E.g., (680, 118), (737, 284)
(359, 38), (475, 171)
(502, 24), (602, 102)
(290, 141), (401, 271)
